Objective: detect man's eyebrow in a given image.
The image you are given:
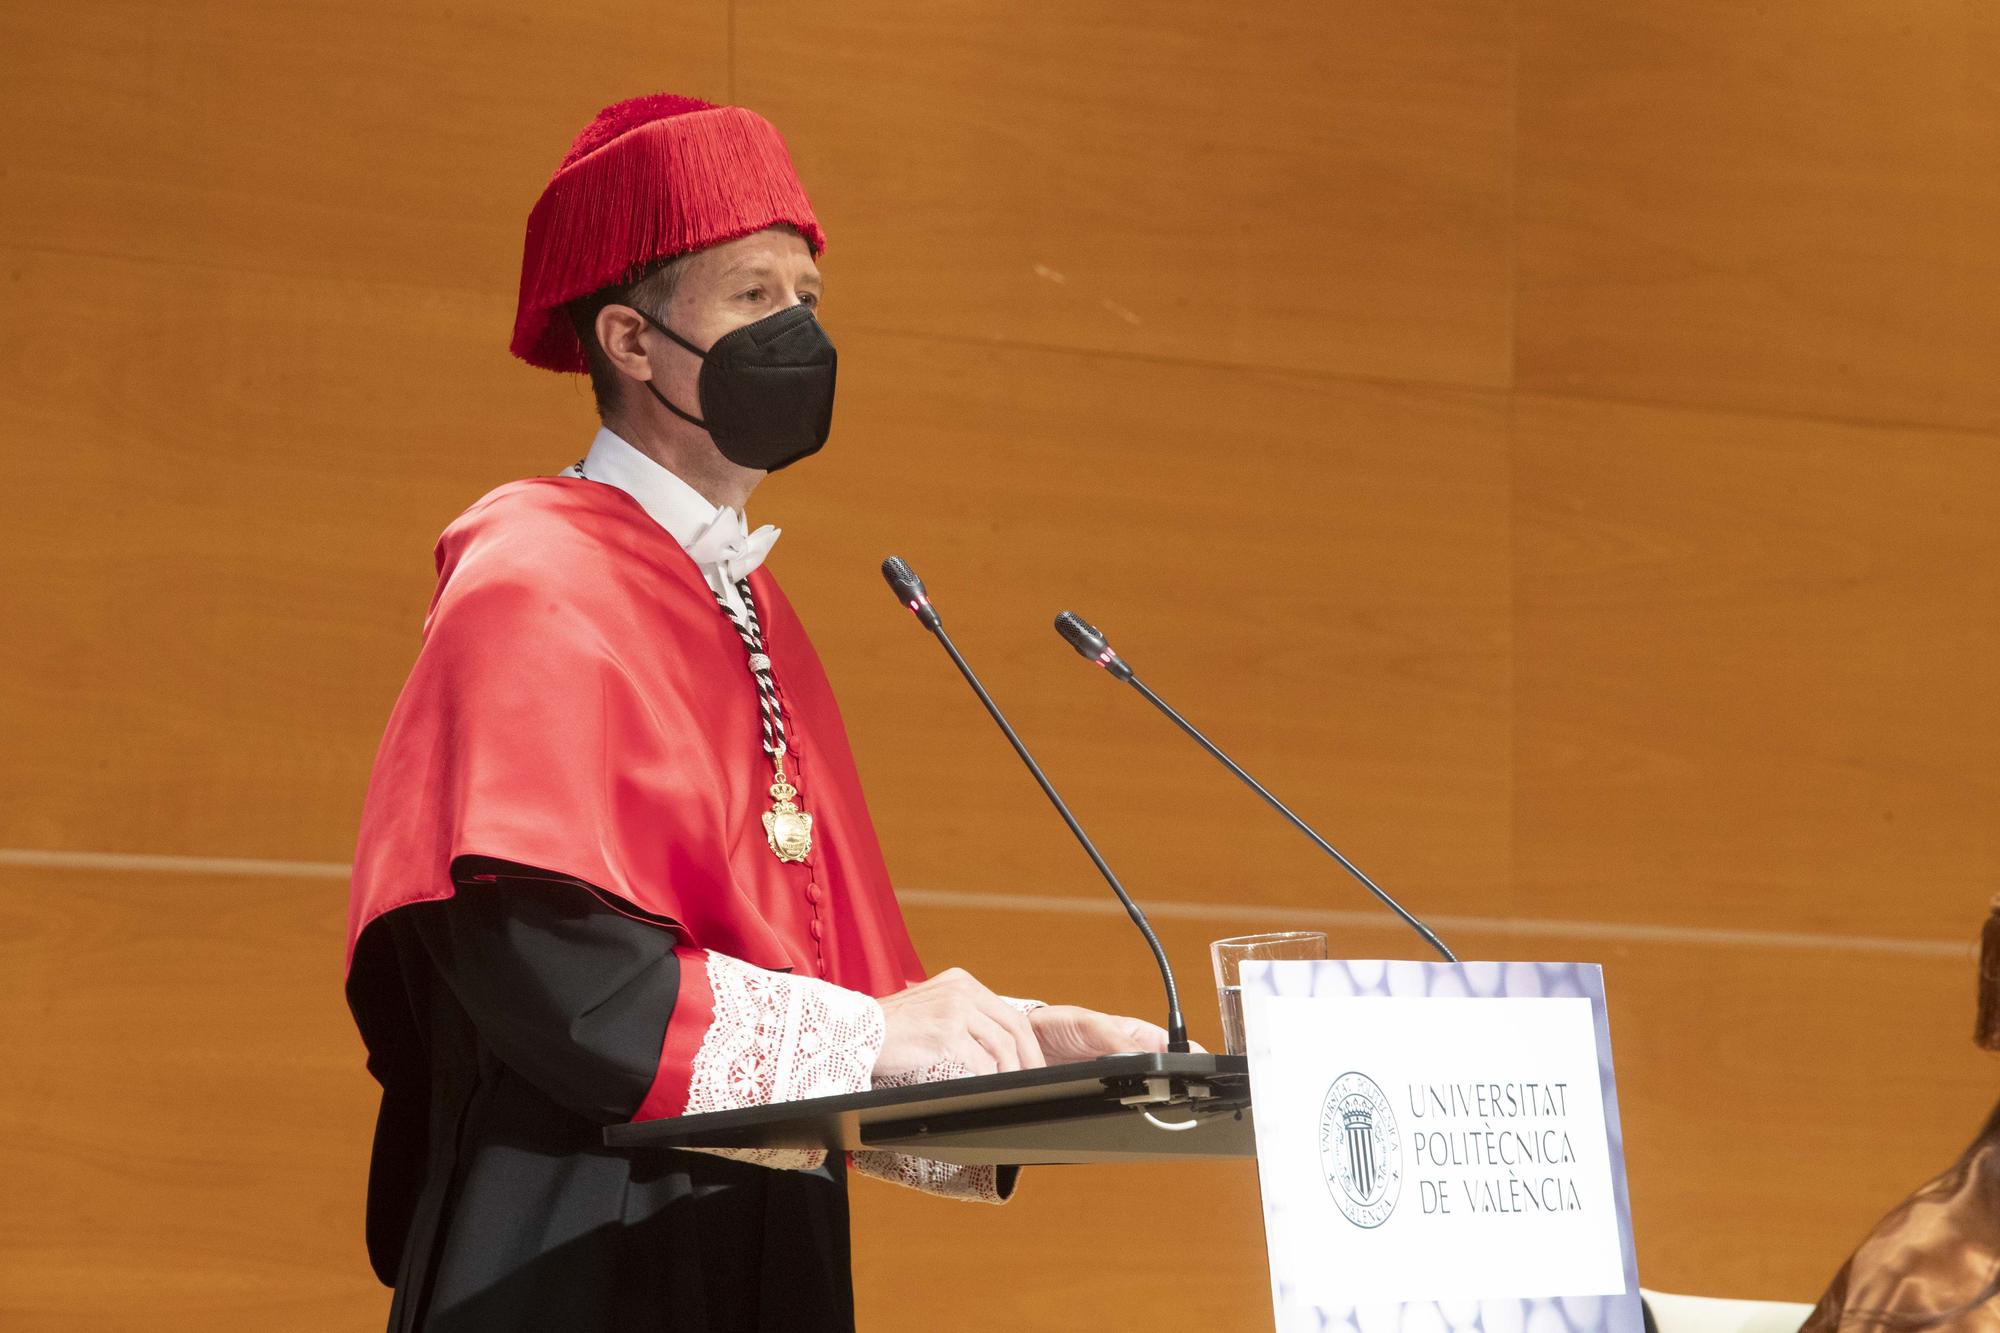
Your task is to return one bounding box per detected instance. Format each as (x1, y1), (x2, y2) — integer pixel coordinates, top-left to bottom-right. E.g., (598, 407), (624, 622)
(715, 260), (822, 286)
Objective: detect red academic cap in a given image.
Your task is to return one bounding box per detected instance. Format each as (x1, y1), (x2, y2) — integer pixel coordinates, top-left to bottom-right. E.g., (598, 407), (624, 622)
(510, 93), (827, 373)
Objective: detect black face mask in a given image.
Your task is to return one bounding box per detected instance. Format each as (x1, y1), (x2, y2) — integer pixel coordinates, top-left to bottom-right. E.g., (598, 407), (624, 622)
(638, 303), (838, 473)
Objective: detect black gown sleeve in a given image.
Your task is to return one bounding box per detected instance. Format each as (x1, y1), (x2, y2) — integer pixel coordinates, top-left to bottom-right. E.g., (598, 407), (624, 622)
(403, 857), (681, 1124)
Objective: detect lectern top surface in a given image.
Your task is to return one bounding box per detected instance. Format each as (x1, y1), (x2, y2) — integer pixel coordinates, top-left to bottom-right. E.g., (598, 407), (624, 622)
(602, 1052), (1252, 1166)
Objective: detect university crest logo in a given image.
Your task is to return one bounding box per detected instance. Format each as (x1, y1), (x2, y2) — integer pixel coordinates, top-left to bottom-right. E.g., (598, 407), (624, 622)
(1318, 1071), (1401, 1228)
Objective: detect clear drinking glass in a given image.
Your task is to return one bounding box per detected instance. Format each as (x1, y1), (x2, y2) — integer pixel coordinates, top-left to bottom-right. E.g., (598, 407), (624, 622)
(1210, 931), (1329, 1055)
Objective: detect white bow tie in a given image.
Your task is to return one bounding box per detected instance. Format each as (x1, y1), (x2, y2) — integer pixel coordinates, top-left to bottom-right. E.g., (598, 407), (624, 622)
(684, 507), (781, 586)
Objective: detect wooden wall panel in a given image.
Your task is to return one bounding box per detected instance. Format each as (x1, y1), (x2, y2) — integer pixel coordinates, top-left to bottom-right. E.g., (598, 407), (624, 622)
(1517, 1), (2000, 431)
(0, 0), (735, 863)
(0, 247), (593, 861)
(734, 0), (1515, 389)
(1607, 933), (1990, 1300)
(1513, 395), (2000, 940)
(0, 276), (1516, 913)
(766, 330), (1513, 920)
(0, 1), (731, 292)
(8, 871), (1979, 1330)
(0, 866), (380, 1332)
(2, 0), (1995, 1326)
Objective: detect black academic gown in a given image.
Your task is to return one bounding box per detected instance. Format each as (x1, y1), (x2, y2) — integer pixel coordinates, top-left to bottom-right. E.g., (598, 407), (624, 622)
(347, 859), (856, 1333)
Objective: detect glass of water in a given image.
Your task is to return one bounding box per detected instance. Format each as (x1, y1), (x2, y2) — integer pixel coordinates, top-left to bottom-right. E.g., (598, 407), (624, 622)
(1210, 931), (1328, 1055)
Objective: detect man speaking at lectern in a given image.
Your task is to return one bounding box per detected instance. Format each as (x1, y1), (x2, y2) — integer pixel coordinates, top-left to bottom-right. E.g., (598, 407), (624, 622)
(342, 94), (1169, 1333)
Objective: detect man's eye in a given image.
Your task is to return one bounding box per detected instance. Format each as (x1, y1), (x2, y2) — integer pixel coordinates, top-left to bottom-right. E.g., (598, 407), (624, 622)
(799, 292), (819, 309)
(739, 287), (765, 301)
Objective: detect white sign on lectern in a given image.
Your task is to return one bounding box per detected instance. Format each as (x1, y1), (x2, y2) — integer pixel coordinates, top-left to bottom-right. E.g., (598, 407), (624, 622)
(1241, 959), (1643, 1333)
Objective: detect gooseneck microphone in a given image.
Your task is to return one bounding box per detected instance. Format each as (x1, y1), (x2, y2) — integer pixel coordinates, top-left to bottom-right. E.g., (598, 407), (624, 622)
(882, 558), (1191, 1052)
(1054, 611), (1457, 964)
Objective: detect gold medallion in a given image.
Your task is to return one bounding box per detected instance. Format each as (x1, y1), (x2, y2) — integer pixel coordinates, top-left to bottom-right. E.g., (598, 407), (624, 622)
(762, 767), (814, 863)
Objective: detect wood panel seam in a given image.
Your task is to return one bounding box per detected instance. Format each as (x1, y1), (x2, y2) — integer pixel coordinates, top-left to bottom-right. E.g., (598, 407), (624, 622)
(0, 848), (1967, 958)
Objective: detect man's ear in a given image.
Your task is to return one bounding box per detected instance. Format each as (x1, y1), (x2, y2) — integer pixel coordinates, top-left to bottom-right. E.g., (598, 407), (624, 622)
(593, 304), (655, 383)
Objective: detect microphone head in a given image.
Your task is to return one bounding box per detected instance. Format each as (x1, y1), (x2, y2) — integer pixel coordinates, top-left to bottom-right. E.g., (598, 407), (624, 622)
(881, 556), (941, 628)
(881, 556), (927, 602)
(1054, 610), (1134, 679)
(1053, 611), (1110, 660)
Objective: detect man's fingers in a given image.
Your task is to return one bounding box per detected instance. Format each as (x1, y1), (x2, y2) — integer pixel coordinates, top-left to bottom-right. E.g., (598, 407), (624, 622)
(965, 1011), (1023, 1074)
(951, 1031), (1000, 1077)
(939, 968), (1041, 1070)
(889, 968), (1051, 1076)
(1077, 1011), (1169, 1056)
(974, 993), (1045, 1069)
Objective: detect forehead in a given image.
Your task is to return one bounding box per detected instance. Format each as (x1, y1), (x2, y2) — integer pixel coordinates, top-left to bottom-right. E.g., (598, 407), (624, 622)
(682, 227), (820, 284)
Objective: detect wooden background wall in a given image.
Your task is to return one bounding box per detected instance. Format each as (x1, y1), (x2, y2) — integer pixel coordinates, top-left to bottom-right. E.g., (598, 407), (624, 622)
(3, 1), (1996, 1328)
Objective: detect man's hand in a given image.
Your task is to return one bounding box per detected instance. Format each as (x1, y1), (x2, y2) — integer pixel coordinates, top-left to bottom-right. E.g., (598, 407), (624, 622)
(875, 968), (1045, 1079)
(1026, 1005), (1176, 1064)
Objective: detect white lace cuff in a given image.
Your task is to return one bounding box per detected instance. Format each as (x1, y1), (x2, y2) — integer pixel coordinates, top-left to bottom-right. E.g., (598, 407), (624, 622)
(851, 1150), (1017, 1204)
(851, 993), (1044, 1202)
(856, 1062), (1020, 1203)
(680, 952), (887, 1172)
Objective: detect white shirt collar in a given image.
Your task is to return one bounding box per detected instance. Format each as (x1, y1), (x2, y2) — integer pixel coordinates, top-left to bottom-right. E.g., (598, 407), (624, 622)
(564, 427), (780, 586)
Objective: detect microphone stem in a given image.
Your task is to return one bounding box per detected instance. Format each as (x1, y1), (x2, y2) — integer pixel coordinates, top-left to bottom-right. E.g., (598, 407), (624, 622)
(928, 624), (1191, 1051)
(1125, 674), (1458, 964)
